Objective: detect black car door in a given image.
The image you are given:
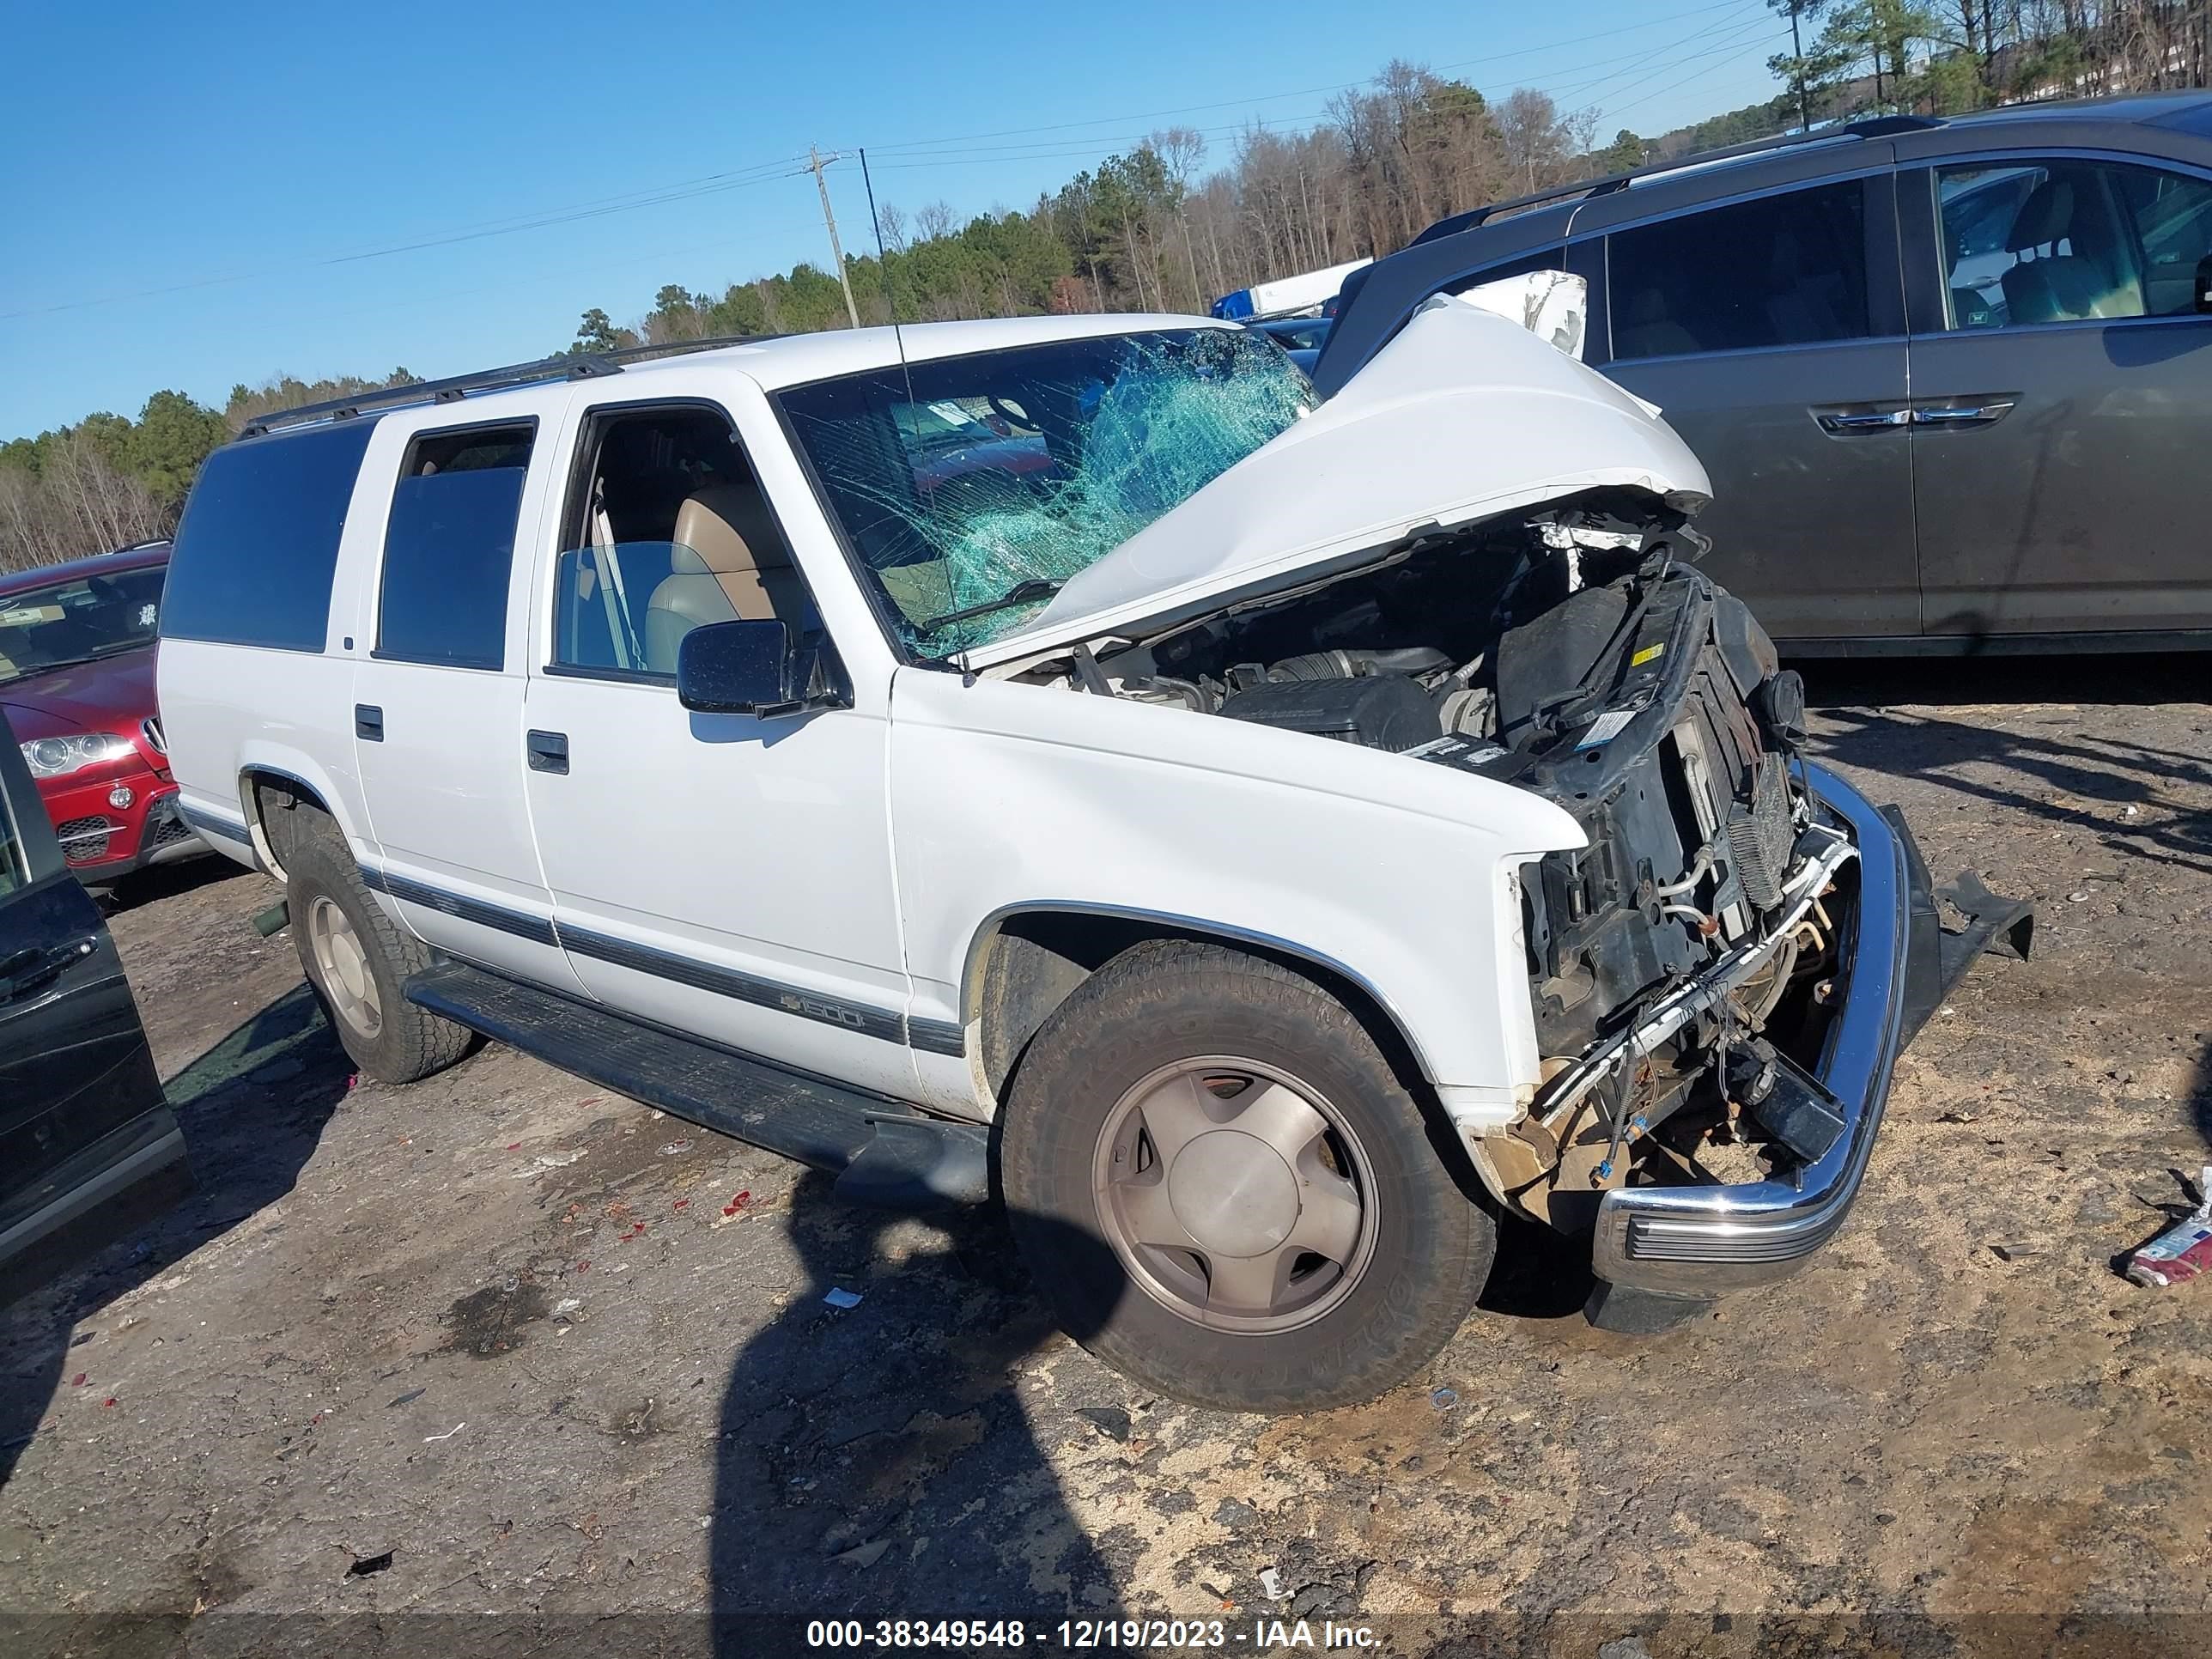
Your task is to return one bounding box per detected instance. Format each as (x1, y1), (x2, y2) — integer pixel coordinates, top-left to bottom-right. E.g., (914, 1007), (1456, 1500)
(1577, 162), (1919, 645)
(0, 705), (189, 1308)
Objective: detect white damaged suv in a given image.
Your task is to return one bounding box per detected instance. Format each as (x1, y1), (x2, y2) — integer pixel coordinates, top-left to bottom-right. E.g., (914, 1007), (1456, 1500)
(158, 283), (2025, 1411)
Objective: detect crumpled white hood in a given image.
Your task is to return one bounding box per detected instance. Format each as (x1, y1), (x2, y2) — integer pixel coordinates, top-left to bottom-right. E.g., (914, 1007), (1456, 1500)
(969, 295), (1711, 669)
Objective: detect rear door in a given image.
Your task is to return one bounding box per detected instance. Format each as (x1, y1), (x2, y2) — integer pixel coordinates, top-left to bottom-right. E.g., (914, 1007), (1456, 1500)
(1578, 162), (1919, 642)
(0, 706), (189, 1307)
(346, 414), (587, 996)
(1904, 155), (2212, 637)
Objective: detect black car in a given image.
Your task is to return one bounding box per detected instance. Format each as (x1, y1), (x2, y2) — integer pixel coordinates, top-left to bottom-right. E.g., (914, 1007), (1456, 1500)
(0, 703), (189, 1307)
(1317, 93), (2212, 653)
(1243, 314), (1334, 373)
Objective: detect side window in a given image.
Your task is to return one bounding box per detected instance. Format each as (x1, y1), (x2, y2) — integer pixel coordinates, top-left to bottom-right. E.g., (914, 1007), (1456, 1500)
(1939, 159), (2212, 329)
(550, 406), (816, 680)
(162, 422), (379, 652)
(1607, 180), (1870, 360)
(375, 422), (534, 671)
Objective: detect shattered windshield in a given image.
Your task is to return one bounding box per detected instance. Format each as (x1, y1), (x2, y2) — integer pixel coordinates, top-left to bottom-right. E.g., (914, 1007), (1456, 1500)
(777, 328), (1313, 656)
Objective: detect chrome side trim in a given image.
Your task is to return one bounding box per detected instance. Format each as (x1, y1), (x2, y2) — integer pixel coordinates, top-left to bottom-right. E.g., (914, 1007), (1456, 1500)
(1589, 762), (1911, 1295)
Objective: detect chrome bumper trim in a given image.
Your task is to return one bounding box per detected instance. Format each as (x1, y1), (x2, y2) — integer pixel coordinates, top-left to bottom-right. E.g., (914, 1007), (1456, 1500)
(1589, 762), (1912, 1296)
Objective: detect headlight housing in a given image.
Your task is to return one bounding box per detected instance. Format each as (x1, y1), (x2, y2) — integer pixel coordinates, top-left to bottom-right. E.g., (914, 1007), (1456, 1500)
(21, 732), (137, 780)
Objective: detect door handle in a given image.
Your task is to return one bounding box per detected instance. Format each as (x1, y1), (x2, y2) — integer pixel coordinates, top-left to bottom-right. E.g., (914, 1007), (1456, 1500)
(0, 938), (94, 1005)
(1814, 408), (1911, 434)
(526, 730), (569, 775)
(1910, 400), (2016, 428)
(356, 704), (384, 742)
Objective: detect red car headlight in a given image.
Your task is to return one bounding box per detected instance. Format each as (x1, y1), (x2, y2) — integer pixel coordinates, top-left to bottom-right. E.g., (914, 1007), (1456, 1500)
(21, 732), (137, 780)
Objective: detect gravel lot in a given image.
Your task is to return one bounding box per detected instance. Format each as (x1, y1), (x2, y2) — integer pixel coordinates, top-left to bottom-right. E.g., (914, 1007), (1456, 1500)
(3, 656), (2209, 1650)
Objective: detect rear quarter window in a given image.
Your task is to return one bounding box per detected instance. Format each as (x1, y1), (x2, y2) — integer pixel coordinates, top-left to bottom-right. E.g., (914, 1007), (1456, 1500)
(161, 422), (379, 652)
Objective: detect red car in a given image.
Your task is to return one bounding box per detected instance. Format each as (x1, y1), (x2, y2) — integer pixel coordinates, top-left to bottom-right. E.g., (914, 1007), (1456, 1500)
(0, 543), (205, 886)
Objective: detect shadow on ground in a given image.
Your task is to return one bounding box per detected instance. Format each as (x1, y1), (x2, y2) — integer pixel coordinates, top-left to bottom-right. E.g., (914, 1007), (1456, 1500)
(97, 854), (252, 916)
(708, 1172), (1129, 1627)
(0, 983), (349, 1488)
(1799, 653), (2212, 877)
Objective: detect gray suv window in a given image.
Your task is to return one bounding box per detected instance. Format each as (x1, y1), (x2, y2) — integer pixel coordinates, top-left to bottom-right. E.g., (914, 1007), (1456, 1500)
(1607, 180), (1870, 360)
(1937, 159), (2212, 328)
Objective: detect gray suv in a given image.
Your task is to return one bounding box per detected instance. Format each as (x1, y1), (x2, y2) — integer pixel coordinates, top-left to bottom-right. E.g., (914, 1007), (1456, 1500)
(1316, 94), (2212, 653)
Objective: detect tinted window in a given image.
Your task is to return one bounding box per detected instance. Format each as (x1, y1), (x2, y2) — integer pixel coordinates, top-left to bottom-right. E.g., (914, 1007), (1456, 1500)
(1937, 160), (2212, 328)
(1608, 181), (1869, 359)
(0, 566), (165, 688)
(375, 423), (533, 671)
(161, 422), (378, 652)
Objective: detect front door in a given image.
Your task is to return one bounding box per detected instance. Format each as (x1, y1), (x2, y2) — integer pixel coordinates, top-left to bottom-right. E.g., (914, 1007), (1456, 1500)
(520, 394), (915, 1100)
(347, 415), (585, 995)
(0, 707), (189, 1306)
(1587, 169), (1919, 642)
(1907, 156), (2212, 637)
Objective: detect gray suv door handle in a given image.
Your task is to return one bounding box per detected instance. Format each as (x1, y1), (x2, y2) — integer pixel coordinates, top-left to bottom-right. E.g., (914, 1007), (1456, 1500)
(1814, 408), (1910, 434)
(1910, 400), (2016, 428)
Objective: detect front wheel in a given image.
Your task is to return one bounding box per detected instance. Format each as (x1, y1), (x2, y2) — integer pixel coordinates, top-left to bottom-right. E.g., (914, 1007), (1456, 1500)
(1000, 939), (1492, 1413)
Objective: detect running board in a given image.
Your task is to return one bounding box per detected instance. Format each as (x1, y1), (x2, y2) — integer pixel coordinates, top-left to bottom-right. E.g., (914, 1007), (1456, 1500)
(404, 962), (989, 1210)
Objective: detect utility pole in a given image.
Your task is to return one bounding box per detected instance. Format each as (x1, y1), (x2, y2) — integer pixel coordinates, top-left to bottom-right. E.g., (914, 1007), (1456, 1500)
(808, 145), (862, 330)
(1789, 3), (1813, 133)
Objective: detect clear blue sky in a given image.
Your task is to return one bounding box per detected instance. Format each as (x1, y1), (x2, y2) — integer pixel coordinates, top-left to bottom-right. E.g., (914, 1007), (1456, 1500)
(0, 0), (1789, 441)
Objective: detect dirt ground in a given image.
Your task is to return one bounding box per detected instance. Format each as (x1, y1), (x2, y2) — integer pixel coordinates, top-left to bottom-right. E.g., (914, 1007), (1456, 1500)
(3, 655), (2210, 1653)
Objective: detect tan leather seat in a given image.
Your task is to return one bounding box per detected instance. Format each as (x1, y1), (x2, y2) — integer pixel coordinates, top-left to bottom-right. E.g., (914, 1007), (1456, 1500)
(644, 487), (807, 672)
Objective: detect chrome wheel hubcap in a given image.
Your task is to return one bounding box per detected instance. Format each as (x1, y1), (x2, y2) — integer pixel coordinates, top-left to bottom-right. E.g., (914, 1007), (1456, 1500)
(1092, 1058), (1376, 1334)
(307, 895), (381, 1039)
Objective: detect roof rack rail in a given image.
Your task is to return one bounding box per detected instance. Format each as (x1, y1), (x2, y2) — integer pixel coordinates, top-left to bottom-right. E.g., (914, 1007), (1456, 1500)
(239, 332), (786, 437)
(1409, 113), (1946, 246)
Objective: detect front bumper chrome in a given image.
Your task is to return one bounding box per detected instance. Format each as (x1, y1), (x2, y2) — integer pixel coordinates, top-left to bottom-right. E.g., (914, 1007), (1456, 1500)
(1589, 762), (1922, 1298)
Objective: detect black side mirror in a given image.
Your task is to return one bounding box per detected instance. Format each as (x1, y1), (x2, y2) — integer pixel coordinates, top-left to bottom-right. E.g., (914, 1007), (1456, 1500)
(676, 619), (843, 718)
(2196, 254), (2212, 315)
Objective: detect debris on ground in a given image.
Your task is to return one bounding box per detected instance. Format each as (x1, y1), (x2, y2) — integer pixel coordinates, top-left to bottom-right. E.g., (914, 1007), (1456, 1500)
(1431, 1387), (1459, 1410)
(345, 1551), (394, 1578)
(1990, 1243), (2038, 1261)
(823, 1287), (864, 1310)
(1258, 1567), (1284, 1600)
(386, 1388), (425, 1409)
(551, 1298), (582, 1318)
(2125, 1168), (2212, 1288)
(659, 1139), (693, 1156)
(1076, 1407), (1131, 1443)
(423, 1423), (466, 1443)
(834, 1538), (890, 1568)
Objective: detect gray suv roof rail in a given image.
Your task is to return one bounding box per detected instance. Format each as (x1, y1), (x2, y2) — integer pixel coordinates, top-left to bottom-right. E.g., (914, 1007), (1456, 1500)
(239, 333), (787, 437)
(1408, 114), (1946, 247)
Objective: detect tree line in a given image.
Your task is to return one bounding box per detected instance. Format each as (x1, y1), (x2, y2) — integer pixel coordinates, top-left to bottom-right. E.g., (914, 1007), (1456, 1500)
(6, 13), (2206, 574)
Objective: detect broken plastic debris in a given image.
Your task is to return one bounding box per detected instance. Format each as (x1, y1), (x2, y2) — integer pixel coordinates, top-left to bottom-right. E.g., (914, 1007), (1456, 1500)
(1258, 1566), (1284, 1601)
(70, 1374), (87, 1388)
(386, 1388), (425, 1409)
(1076, 1407), (1131, 1442)
(2126, 1168), (2212, 1288)
(346, 1551), (394, 1577)
(2068, 890), (2090, 903)
(659, 1139), (693, 1156)
(823, 1287), (864, 1310)
(835, 1538), (891, 1568)
(720, 1190), (753, 1218)
(423, 1422), (466, 1443)
(552, 1297), (582, 1317)
(1431, 1386), (1459, 1410)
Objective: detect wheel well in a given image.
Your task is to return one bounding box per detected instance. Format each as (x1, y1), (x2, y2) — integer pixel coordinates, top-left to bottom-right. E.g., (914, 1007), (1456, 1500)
(967, 910), (1433, 1107)
(242, 770), (333, 880)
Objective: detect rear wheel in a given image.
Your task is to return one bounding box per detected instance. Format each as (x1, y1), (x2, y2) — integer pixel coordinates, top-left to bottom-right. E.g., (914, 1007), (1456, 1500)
(283, 818), (473, 1084)
(1000, 939), (1492, 1413)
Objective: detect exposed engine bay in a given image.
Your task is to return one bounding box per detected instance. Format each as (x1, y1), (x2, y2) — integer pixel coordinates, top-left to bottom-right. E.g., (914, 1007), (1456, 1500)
(1010, 488), (1848, 1231)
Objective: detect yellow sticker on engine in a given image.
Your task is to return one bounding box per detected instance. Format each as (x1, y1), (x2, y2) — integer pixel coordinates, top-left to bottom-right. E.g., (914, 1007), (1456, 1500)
(1630, 642), (1666, 667)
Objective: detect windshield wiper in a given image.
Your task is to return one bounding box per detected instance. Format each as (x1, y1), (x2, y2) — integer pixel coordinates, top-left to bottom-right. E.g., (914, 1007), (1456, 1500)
(921, 578), (1061, 635)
